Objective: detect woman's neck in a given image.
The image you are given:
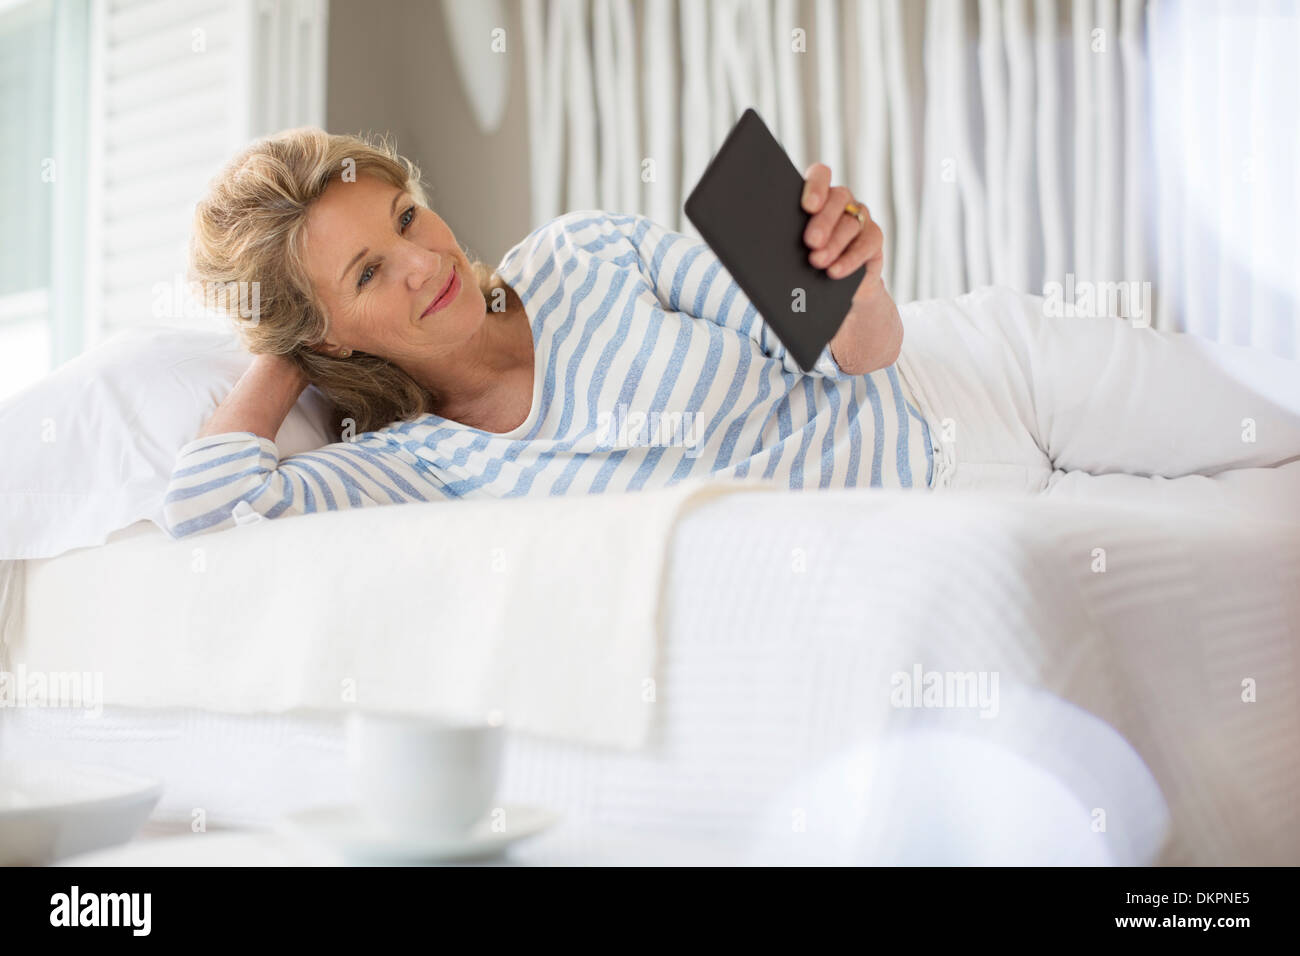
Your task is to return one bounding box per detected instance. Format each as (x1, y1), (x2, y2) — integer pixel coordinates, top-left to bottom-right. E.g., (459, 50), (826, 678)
(423, 290), (533, 423)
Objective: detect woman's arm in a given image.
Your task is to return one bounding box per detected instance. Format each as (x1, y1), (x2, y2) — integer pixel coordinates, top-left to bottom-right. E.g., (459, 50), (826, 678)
(166, 354), (453, 540)
(606, 160), (904, 379)
(162, 431), (401, 540)
(604, 212), (853, 379)
(196, 352), (310, 442)
(825, 281), (904, 376)
(165, 352), (369, 539)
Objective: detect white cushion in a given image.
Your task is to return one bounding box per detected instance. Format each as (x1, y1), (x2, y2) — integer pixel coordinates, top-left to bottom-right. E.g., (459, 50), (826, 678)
(0, 326), (335, 559)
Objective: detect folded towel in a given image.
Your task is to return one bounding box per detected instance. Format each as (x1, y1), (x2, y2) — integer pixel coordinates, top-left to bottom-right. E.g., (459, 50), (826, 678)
(8, 475), (777, 749)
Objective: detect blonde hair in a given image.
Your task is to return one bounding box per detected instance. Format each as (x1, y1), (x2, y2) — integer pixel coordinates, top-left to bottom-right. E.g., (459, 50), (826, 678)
(188, 126), (511, 435)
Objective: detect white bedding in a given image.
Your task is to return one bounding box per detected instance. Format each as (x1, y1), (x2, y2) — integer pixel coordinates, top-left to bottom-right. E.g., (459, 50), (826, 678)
(3, 476), (1298, 864)
(2, 476), (772, 749)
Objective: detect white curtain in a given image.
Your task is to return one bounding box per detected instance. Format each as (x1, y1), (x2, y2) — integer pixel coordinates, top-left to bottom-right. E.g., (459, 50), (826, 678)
(1148, 0), (1298, 356)
(517, 0), (1299, 358)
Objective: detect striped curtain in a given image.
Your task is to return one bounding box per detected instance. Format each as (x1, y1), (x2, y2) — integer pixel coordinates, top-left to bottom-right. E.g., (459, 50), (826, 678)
(518, 0), (1299, 358)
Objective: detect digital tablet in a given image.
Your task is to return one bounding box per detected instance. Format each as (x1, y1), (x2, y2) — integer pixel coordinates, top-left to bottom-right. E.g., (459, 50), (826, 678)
(684, 107), (863, 372)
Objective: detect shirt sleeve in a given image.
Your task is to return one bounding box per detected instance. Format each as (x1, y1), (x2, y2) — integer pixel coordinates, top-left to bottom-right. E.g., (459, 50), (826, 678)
(161, 431), (406, 539)
(599, 211), (852, 379)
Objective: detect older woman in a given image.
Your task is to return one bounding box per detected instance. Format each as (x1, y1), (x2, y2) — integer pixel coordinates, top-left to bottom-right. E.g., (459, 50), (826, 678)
(163, 128), (933, 537)
(164, 128), (1300, 538)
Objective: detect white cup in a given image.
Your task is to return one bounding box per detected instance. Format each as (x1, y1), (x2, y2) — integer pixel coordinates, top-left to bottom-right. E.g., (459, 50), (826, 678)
(345, 711), (504, 840)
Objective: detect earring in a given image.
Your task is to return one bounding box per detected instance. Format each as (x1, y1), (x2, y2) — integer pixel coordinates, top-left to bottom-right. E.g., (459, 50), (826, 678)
(341, 349), (351, 358)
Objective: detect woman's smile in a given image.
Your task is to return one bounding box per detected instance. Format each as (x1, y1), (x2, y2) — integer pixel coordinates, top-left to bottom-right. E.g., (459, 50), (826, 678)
(421, 265), (460, 318)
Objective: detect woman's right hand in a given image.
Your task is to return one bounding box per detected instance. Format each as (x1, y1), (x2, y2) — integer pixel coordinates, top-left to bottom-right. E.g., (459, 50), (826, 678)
(253, 351), (310, 390)
(195, 351), (311, 442)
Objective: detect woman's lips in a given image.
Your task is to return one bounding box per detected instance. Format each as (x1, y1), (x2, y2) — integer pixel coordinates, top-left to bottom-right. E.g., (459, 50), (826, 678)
(422, 266), (460, 317)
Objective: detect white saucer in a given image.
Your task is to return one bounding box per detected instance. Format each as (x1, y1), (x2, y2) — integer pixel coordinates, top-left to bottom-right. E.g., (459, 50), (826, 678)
(277, 803), (561, 864)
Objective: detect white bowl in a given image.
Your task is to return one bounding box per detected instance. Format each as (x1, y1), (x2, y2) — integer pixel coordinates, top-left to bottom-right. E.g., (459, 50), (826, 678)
(0, 759), (163, 866)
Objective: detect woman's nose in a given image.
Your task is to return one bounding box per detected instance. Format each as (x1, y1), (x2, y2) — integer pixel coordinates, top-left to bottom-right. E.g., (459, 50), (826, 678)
(407, 248), (442, 288)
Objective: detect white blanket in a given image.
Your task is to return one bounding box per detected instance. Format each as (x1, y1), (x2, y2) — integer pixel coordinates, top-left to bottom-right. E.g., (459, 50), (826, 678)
(5, 475), (775, 749)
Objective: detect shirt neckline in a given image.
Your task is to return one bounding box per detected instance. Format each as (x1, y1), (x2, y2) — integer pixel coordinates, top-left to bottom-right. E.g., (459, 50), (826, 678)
(457, 277), (541, 440)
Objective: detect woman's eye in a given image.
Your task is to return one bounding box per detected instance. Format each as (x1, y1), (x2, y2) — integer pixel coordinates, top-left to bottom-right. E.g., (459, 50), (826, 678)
(358, 206), (416, 289)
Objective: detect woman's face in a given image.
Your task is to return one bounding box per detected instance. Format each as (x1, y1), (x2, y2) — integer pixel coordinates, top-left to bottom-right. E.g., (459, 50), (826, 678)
(301, 173), (485, 364)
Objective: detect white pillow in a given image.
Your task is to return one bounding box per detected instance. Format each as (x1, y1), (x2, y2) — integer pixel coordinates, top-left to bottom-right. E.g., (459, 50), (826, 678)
(0, 325), (335, 559)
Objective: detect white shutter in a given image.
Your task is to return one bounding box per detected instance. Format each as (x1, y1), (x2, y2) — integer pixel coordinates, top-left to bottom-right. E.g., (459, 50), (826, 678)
(85, 0), (328, 343)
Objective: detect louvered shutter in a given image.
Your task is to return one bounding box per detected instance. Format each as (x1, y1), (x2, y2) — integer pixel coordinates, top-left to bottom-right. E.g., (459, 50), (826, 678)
(86, 0), (327, 343)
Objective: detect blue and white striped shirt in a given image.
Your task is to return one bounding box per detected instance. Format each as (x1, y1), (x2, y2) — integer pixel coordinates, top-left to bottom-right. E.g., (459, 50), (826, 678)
(163, 210), (937, 538)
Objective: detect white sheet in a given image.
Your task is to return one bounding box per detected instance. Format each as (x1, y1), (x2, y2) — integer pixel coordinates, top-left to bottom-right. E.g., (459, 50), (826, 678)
(4, 481), (1298, 864)
(896, 286), (1300, 496)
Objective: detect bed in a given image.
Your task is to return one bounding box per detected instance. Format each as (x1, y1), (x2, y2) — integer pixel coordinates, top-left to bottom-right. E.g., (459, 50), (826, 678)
(2, 464), (1298, 865)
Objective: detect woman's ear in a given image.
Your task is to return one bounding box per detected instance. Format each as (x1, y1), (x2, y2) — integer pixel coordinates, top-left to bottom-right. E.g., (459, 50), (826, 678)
(310, 340), (346, 358)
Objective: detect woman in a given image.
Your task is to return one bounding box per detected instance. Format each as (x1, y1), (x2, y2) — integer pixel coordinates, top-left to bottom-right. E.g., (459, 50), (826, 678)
(164, 128), (1300, 538)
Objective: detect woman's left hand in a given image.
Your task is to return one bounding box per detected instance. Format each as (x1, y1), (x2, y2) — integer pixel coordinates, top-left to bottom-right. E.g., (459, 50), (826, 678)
(801, 163), (882, 284)
(801, 162), (902, 374)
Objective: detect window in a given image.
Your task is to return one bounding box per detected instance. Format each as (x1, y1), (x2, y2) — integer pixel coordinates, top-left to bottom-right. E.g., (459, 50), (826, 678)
(0, 0), (88, 401)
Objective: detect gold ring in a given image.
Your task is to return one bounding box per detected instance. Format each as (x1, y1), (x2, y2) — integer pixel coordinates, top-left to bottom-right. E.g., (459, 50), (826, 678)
(844, 201), (866, 226)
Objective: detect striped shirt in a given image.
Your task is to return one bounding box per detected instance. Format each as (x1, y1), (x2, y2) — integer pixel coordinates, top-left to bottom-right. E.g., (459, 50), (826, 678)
(163, 210), (937, 539)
